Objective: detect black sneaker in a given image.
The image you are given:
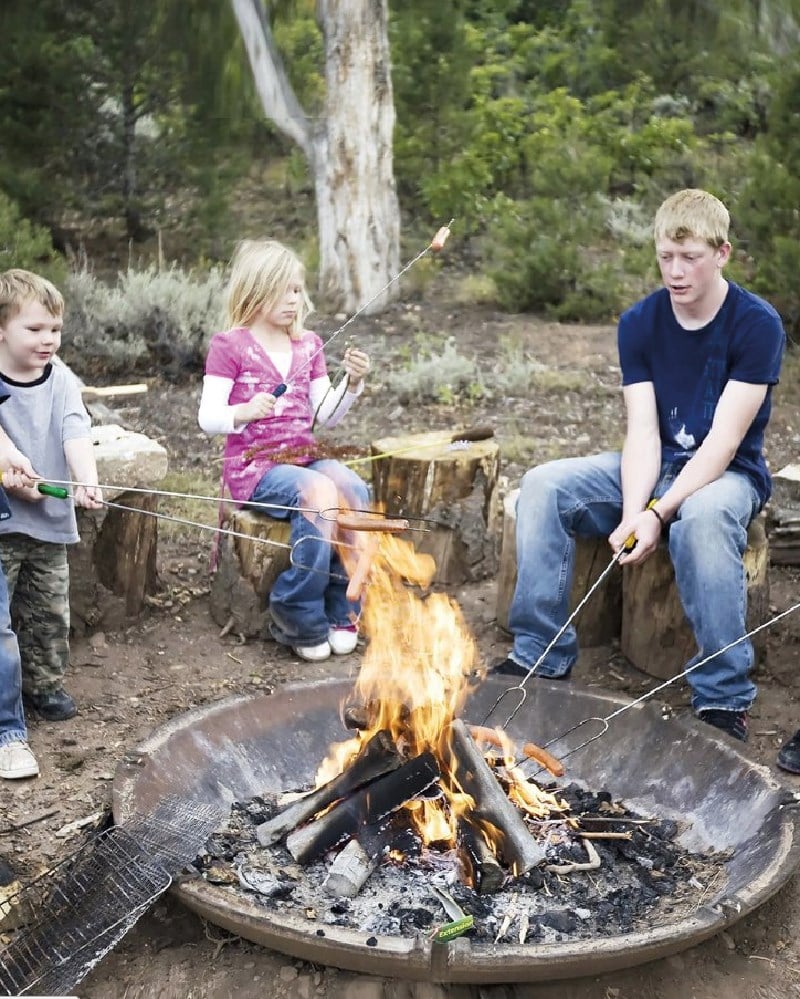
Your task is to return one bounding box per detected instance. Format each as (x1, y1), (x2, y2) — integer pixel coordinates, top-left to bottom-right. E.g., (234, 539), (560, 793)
(777, 729), (800, 774)
(698, 708), (748, 743)
(25, 688), (77, 722)
(489, 657), (570, 680)
(490, 656), (528, 678)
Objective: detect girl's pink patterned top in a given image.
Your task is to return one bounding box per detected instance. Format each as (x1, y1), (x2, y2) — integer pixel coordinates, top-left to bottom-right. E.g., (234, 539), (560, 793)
(205, 326), (328, 502)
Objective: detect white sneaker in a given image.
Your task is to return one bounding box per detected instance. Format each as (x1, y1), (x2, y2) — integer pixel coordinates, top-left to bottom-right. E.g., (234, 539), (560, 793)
(292, 641), (331, 662)
(0, 740), (40, 780)
(328, 626), (359, 655)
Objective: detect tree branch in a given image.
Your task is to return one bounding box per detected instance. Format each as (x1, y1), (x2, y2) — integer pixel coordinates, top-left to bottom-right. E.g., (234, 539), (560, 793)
(230, 0), (311, 156)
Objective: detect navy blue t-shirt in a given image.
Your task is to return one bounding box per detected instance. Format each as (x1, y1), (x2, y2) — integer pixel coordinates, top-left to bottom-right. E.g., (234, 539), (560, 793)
(618, 282), (786, 507)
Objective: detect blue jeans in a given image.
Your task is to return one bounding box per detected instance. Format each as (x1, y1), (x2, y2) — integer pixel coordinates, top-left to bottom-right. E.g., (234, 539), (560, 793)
(509, 451), (762, 712)
(249, 460), (371, 648)
(0, 565), (27, 746)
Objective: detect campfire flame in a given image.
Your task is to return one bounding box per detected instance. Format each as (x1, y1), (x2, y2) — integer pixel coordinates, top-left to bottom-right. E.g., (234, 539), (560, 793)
(320, 532), (563, 857)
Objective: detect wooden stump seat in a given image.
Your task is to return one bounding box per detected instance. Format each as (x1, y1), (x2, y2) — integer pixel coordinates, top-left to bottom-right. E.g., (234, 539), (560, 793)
(621, 513), (769, 680)
(209, 508), (292, 638)
(496, 484), (769, 680)
(70, 425), (168, 634)
(370, 429), (500, 584)
(495, 489), (622, 647)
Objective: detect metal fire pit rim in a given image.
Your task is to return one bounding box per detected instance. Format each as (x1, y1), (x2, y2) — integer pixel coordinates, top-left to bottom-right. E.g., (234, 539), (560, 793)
(111, 679), (800, 984)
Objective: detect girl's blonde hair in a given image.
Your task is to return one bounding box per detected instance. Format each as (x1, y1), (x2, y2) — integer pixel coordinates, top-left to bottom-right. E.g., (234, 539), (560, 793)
(225, 239), (313, 340)
(653, 189), (730, 249)
(0, 268), (64, 327)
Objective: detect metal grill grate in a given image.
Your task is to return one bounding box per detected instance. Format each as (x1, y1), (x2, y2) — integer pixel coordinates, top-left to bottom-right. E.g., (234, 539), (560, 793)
(0, 796), (228, 996)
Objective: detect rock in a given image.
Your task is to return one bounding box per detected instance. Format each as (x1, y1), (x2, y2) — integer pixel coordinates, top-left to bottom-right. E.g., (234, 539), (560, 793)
(91, 424), (168, 498)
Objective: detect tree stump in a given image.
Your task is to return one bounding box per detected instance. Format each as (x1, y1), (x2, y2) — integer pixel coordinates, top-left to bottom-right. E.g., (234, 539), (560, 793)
(620, 514), (769, 680)
(495, 488), (622, 646)
(209, 508), (292, 638)
(69, 425), (168, 635)
(370, 429), (500, 584)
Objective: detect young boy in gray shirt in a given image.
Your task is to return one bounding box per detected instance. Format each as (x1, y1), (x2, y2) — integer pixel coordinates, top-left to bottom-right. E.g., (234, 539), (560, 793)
(0, 269), (103, 722)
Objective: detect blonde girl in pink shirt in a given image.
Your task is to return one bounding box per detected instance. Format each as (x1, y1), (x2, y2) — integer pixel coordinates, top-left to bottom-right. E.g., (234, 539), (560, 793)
(199, 239), (371, 661)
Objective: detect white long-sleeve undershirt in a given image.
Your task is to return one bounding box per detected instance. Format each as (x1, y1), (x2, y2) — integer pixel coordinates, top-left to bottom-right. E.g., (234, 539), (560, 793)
(197, 374), (362, 435)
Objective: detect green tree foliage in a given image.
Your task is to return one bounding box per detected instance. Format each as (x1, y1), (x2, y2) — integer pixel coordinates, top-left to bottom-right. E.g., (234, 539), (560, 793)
(0, 193), (67, 283)
(735, 56), (800, 338)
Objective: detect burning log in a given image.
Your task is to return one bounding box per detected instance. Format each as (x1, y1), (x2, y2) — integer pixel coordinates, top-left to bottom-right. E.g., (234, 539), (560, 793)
(285, 751), (440, 864)
(446, 720), (545, 875)
(457, 819), (505, 895)
(255, 730), (402, 847)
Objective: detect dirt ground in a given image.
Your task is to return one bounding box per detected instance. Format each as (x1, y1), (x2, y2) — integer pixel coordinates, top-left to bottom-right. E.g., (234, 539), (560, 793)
(2, 297), (800, 998)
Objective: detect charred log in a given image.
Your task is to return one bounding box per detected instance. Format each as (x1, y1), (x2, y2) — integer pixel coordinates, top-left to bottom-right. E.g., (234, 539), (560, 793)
(458, 819), (506, 895)
(446, 720), (545, 875)
(285, 751), (440, 864)
(255, 730), (401, 847)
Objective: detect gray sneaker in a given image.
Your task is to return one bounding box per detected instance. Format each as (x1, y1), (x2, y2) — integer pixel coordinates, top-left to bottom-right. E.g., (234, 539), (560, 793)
(0, 740), (40, 779)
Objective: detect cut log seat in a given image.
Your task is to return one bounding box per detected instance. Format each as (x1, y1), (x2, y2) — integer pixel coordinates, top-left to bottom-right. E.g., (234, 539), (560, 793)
(495, 488), (622, 647)
(370, 430), (501, 585)
(621, 513), (769, 681)
(71, 425), (168, 634)
(208, 508), (292, 639)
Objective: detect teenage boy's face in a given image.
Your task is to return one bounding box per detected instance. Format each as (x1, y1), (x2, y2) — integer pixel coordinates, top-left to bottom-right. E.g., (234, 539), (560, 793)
(656, 236), (730, 310)
(0, 300), (63, 379)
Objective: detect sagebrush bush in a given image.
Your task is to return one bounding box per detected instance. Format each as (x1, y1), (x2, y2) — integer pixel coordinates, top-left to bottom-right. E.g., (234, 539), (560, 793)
(62, 264), (226, 379)
(383, 336), (486, 404)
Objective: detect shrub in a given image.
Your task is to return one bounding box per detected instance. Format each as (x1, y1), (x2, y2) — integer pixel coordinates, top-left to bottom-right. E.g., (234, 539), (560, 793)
(0, 191), (66, 283)
(62, 264), (225, 379)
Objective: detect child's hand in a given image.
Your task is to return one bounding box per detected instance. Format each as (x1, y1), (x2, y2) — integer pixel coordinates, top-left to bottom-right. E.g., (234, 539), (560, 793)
(0, 441), (37, 488)
(3, 483), (42, 503)
(74, 485), (104, 510)
(343, 348), (370, 391)
(236, 392), (277, 425)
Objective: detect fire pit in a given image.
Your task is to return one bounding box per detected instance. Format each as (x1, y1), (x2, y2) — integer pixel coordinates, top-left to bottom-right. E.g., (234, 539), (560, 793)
(113, 676), (800, 984)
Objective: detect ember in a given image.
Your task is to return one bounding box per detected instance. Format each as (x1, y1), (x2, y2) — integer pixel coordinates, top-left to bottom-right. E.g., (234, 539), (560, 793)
(193, 534), (729, 945)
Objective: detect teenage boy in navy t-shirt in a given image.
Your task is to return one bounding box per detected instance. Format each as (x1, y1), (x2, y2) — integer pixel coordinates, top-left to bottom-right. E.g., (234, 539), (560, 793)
(494, 189), (786, 743)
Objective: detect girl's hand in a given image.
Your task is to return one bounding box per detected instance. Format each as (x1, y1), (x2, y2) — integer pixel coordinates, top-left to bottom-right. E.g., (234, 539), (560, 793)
(343, 347), (370, 391)
(237, 392), (277, 425)
(74, 485), (104, 510)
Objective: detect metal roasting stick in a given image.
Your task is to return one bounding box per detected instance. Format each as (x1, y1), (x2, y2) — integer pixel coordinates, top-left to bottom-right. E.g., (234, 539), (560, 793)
(519, 597), (800, 780)
(482, 501), (659, 729)
(270, 219), (454, 400)
(481, 544), (630, 729)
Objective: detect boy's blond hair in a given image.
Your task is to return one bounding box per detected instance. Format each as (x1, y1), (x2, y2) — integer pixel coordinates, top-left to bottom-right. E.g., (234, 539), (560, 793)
(653, 189), (730, 249)
(0, 269), (64, 327)
(225, 239), (313, 340)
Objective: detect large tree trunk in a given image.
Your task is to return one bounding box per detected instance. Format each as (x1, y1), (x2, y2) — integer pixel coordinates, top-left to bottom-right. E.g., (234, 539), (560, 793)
(230, 0), (400, 314)
(312, 0), (400, 313)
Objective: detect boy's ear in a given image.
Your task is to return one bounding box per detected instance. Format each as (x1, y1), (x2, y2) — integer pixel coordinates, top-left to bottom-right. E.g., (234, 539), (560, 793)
(717, 242), (732, 267)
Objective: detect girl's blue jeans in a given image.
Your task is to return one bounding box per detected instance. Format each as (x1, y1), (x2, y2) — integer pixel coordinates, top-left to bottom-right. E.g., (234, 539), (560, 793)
(249, 460), (371, 649)
(0, 566), (27, 746)
(508, 451), (762, 713)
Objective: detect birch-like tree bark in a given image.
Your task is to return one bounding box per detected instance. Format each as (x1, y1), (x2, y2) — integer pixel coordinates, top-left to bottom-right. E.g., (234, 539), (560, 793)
(231, 0), (400, 314)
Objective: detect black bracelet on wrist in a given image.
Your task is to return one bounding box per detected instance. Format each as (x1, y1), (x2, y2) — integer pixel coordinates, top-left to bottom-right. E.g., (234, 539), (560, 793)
(649, 505), (666, 528)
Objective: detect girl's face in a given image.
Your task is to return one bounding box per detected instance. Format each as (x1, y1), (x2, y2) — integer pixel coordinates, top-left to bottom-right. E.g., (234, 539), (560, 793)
(263, 269), (304, 330)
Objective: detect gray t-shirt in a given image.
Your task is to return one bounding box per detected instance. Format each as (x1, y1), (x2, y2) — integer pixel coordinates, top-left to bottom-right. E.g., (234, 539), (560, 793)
(0, 361), (92, 543)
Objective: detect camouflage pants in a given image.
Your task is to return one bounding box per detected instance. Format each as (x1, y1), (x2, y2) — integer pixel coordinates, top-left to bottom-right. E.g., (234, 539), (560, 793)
(0, 534), (70, 696)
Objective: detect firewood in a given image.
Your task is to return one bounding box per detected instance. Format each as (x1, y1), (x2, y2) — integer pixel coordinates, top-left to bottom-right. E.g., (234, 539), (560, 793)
(255, 730), (401, 847)
(446, 720), (545, 875)
(285, 751), (440, 864)
(323, 839), (378, 898)
(457, 819), (505, 895)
